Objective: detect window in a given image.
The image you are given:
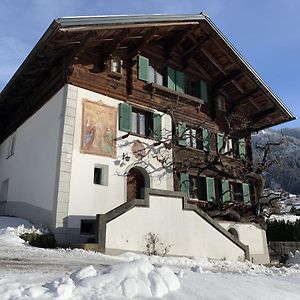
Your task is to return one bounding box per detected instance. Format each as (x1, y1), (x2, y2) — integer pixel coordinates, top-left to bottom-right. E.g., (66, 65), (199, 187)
(185, 78), (199, 97)
(230, 182), (244, 202)
(111, 57), (122, 74)
(148, 63), (164, 85)
(177, 122), (210, 151)
(131, 108), (152, 136)
(80, 219), (96, 235)
(186, 127), (203, 150)
(137, 55), (209, 102)
(93, 165), (108, 185)
(7, 133), (16, 158)
(180, 173), (215, 202)
(0, 179), (9, 203)
(189, 176), (207, 200)
(216, 95), (226, 111)
(119, 103), (162, 139)
(229, 182), (251, 204)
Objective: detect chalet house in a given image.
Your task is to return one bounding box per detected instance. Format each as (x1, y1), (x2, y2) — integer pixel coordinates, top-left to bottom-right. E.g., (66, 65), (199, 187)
(0, 14), (295, 263)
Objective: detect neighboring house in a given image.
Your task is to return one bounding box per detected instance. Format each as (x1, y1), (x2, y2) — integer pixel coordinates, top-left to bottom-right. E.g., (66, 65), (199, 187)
(0, 14), (295, 263)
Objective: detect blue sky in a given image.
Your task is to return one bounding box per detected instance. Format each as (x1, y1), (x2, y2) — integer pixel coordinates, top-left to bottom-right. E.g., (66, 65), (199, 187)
(1, 0), (299, 128)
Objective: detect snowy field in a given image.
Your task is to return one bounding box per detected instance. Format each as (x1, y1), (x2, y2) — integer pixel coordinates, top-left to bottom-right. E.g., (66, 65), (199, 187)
(0, 217), (300, 299)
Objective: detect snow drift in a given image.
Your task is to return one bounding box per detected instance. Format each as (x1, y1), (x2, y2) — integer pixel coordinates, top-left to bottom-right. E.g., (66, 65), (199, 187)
(22, 260), (180, 299)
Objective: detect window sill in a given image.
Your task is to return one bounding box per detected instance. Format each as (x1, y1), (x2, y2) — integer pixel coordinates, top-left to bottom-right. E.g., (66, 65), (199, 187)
(146, 82), (205, 105)
(128, 131), (160, 142)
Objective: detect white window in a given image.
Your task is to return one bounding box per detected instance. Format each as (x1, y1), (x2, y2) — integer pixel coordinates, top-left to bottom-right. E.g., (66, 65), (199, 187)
(216, 95), (226, 111)
(93, 165), (109, 186)
(111, 57), (122, 74)
(7, 133), (16, 158)
(148, 63), (163, 85)
(224, 138), (233, 155)
(0, 179), (9, 203)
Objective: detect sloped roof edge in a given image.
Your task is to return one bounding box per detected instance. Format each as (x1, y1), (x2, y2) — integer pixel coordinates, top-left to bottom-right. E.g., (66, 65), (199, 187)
(0, 13), (295, 127)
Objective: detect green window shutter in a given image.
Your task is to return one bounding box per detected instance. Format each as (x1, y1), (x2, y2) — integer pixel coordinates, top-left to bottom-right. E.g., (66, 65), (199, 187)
(153, 113), (162, 140)
(238, 138), (246, 160)
(221, 179), (230, 203)
(217, 133), (224, 154)
(206, 177), (215, 202)
(199, 80), (208, 102)
(177, 122), (187, 146)
(119, 103), (132, 132)
(138, 55), (149, 81)
(167, 67), (176, 90)
(203, 128), (210, 152)
(242, 183), (250, 204)
(180, 173), (190, 196)
(175, 71), (185, 93)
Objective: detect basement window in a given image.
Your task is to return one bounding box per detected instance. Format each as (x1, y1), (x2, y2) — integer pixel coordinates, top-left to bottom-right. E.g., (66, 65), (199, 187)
(0, 179), (9, 203)
(93, 165), (109, 186)
(80, 219), (96, 235)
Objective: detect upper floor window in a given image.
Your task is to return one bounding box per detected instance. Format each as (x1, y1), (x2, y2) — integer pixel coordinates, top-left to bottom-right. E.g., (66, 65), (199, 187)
(111, 57), (122, 74)
(148, 63), (164, 85)
(177, 122), (210, 152)
(186, 127), (203, 150)
(137, 55), (208, 102)
(7, 133), (16, 158)
(131, 108), (152, 136)
(119, 103), (162, 139)
(185, 78), (199, 98)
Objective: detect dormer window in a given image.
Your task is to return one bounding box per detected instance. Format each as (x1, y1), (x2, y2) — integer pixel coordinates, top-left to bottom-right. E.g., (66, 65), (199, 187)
(111, 57), (122, 74)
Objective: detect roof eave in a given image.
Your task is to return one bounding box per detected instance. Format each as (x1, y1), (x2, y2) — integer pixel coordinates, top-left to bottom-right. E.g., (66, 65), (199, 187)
(201, 14), (295, 123)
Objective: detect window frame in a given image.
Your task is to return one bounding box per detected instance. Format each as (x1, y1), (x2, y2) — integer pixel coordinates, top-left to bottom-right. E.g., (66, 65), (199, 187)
(111, 56), (122, 74)
(80, 219), (96, 235)
(0, 179), (9, 203)
(93, 164), (109, 186)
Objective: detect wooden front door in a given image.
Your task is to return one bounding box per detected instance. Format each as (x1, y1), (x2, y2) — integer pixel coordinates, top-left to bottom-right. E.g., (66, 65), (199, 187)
(127, 168), (145, 201)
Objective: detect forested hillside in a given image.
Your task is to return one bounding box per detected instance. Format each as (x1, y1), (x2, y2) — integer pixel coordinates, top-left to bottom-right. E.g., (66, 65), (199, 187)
(252, 128), (300, 194)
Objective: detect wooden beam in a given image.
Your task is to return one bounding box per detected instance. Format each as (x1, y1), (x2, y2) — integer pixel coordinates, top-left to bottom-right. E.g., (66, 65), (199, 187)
(189, 58), (212, 81)
(127, 28), (158, 58)
(232, 79), (245, 94)
(182, 34), (210, 62)
(214, 69), (242, 89)
(200, 47), (227, 75)
(233, 87), (260, 103)
(163, 28), (193, 59)
(252, 106), (277, 122)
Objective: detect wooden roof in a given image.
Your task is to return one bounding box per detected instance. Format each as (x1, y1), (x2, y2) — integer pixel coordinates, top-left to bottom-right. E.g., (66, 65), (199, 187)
(0, 14), (295, 142)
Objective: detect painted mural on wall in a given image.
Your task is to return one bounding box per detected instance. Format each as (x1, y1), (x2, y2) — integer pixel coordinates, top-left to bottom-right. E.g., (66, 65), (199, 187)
(81, 99), (116, 158)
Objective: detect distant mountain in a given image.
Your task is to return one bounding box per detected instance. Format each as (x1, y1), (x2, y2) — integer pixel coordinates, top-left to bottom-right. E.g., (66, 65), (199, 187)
(252, 128), (300, 194)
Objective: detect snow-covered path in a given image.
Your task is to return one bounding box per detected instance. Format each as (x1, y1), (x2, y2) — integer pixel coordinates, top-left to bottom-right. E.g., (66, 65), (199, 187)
(0, 217), (300, 299)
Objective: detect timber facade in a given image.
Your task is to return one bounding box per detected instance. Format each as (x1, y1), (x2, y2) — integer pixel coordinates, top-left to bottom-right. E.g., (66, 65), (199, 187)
(0, 14), (295, 263)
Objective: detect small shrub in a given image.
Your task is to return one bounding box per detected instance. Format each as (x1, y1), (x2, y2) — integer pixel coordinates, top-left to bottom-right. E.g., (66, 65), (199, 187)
(145, 232), (172, 256)
(20, 232), (57, 248)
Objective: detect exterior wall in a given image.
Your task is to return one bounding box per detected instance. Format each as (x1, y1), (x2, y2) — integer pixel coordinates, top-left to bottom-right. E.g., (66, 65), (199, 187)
(219, 221), (270, 264)
(66, 85), (173, 243)
(105, 194), (245, 261)
(0, 87), (66, 229)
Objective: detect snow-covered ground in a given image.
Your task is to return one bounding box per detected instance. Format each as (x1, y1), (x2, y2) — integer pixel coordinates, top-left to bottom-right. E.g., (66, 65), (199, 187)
(0, 217), (300, 299)
(269, 214), (300, 222)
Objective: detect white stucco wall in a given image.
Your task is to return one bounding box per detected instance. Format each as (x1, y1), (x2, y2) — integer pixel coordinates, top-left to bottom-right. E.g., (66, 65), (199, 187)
(67, 86), (173, 230)
(219, 221), (270, 264)
(0, 87), (65, 227)
(106, 195), (245, 261)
